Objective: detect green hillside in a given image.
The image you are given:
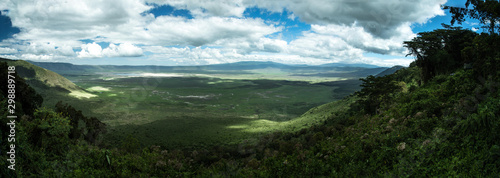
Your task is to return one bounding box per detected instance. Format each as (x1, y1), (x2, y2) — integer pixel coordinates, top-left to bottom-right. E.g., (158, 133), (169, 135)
(376, 65), (405, 77)
(0, 58), (96, 106)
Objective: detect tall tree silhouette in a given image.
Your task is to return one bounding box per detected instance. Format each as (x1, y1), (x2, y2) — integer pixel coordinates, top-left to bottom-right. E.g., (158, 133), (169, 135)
(443, 0), (500, 34)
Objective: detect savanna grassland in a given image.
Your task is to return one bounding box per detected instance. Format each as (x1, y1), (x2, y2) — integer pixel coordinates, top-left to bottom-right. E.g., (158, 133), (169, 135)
(64, 69), (363, 149)
(1, 59), (371, 150)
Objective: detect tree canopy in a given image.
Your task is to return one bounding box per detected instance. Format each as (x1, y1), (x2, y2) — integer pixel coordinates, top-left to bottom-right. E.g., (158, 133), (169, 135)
(443, 0), (500, 34)
(404, 27), (477, 83)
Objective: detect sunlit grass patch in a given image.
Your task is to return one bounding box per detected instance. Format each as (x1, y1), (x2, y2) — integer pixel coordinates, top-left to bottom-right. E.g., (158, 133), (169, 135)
(240, 115), (259, 119)
(141, 73), (184, 77)
(207, 80), (234, 84)
(87, 86), (111, 92)
(69, 90), (97, 99)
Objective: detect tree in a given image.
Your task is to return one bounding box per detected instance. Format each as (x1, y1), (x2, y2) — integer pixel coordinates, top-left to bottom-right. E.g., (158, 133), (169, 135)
(355, 75), (400, 114)
(26, 108), (71, 155)
(468, 33), (500, 78)
(55, 101), (107, 144)
(443, 1), (500, 78)
(443, 0), (500, 34)
(404, 27), (477, 83)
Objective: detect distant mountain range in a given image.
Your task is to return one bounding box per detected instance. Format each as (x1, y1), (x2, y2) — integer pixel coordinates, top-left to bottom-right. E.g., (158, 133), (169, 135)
(376, 65), (405, 77)
(26, 60), (398, 78)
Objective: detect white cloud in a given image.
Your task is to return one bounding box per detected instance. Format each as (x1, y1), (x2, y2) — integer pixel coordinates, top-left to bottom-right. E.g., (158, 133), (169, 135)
(78, 43), (143, 58)
(147, 0), (246, 17)
(22, 42), (75, 57)
(2, 0), (150, 44)
(102, 43), (143, 57)
(311, 23), (415, 56)
(78, 43), (103, 58)
(136, 16), (280, 46)
(146, 0), (446, 39)
(257, 38), (288, 53)
(287, 13), (296, 21)
(212, 37), (288, 54)
(20, 54), (55, 61)
(360, 57), (413, 67)
(249, 0), (447, 38)
(0, 47), (17, 54)
(144, 46), (237, 65)
(0, 0), (447, 66)
(58, 45), (76, 56)
(289, 32), (363, 62)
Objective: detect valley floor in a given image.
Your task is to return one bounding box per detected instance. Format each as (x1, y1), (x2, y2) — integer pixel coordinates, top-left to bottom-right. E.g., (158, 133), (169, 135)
(63, 73), (361, 148)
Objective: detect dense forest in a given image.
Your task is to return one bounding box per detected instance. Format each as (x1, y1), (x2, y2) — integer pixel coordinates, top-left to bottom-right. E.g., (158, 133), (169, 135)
(1, 1), (500, 176)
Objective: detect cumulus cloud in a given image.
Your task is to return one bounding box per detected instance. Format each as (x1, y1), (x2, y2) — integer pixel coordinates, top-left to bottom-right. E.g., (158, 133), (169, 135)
(20, 54), (56, 61)
(360, 56), (413, 67)
(1, 0), (280, 46)
(0, 0), (149, 46)
(289, 32), (363, 61)
(0, 0), (446, 66)
(144, 45), (359, 66)
(137, 16), (280, 46)
(0, 47), (17, 54)
(58, 45), (76, 56)
(24, 42), (75, 56)
(148, 0), (446, 38)
(147, 0), (246, 17)
(249, 0), (447, 38)
(213, 37), (288, 54)
(78, 43), (143, 58)
(103, 43), (143, 57)
(311, 23), (415, 56)
(78, 43), (103, 58)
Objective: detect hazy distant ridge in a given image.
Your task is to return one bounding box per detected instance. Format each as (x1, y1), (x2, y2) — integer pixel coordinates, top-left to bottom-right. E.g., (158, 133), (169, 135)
(27, 60), (394, 77)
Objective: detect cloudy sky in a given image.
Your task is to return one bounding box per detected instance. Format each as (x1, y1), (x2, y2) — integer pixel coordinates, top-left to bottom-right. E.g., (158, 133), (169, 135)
(0, 0), (479, 67)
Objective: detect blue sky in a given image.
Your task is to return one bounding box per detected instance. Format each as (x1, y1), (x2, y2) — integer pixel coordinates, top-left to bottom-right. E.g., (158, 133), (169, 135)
(0, 0), (481, 67)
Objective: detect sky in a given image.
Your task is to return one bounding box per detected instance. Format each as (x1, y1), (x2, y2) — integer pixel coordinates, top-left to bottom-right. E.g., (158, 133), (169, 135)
(0, 0), (481, 67)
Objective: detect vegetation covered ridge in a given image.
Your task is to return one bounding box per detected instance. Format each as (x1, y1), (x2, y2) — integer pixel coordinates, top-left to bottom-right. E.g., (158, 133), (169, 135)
(0, 58), (97, 102)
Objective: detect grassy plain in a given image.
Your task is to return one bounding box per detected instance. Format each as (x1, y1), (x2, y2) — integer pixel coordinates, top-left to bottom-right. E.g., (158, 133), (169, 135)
(61, 71), (361, 149)
(5, 59), (368, 149)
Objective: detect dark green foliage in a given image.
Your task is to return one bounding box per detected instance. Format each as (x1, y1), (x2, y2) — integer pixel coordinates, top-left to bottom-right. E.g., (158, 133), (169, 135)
(443, 0), (500, 34)
(0, 61), (43, 177)
(55, 101), (107, 144)
(468, 33), (500, 78)
(5, 56), (500, 177)
(121, 135), (141, 153)
(0, 62), (43, 116)
(404, 27), (477, 83)
(26, 108), (71, 155)
(355, 75), (401, 114)
(15, 66), (36, 78)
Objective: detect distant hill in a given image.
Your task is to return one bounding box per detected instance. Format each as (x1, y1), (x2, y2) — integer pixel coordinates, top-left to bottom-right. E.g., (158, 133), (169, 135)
(204, 61), (290, 70)
(375, 65), (405, 77)
(26, 61), (92, 74)
(319, 62), (381, 68)
(27, 60), (399, 80)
